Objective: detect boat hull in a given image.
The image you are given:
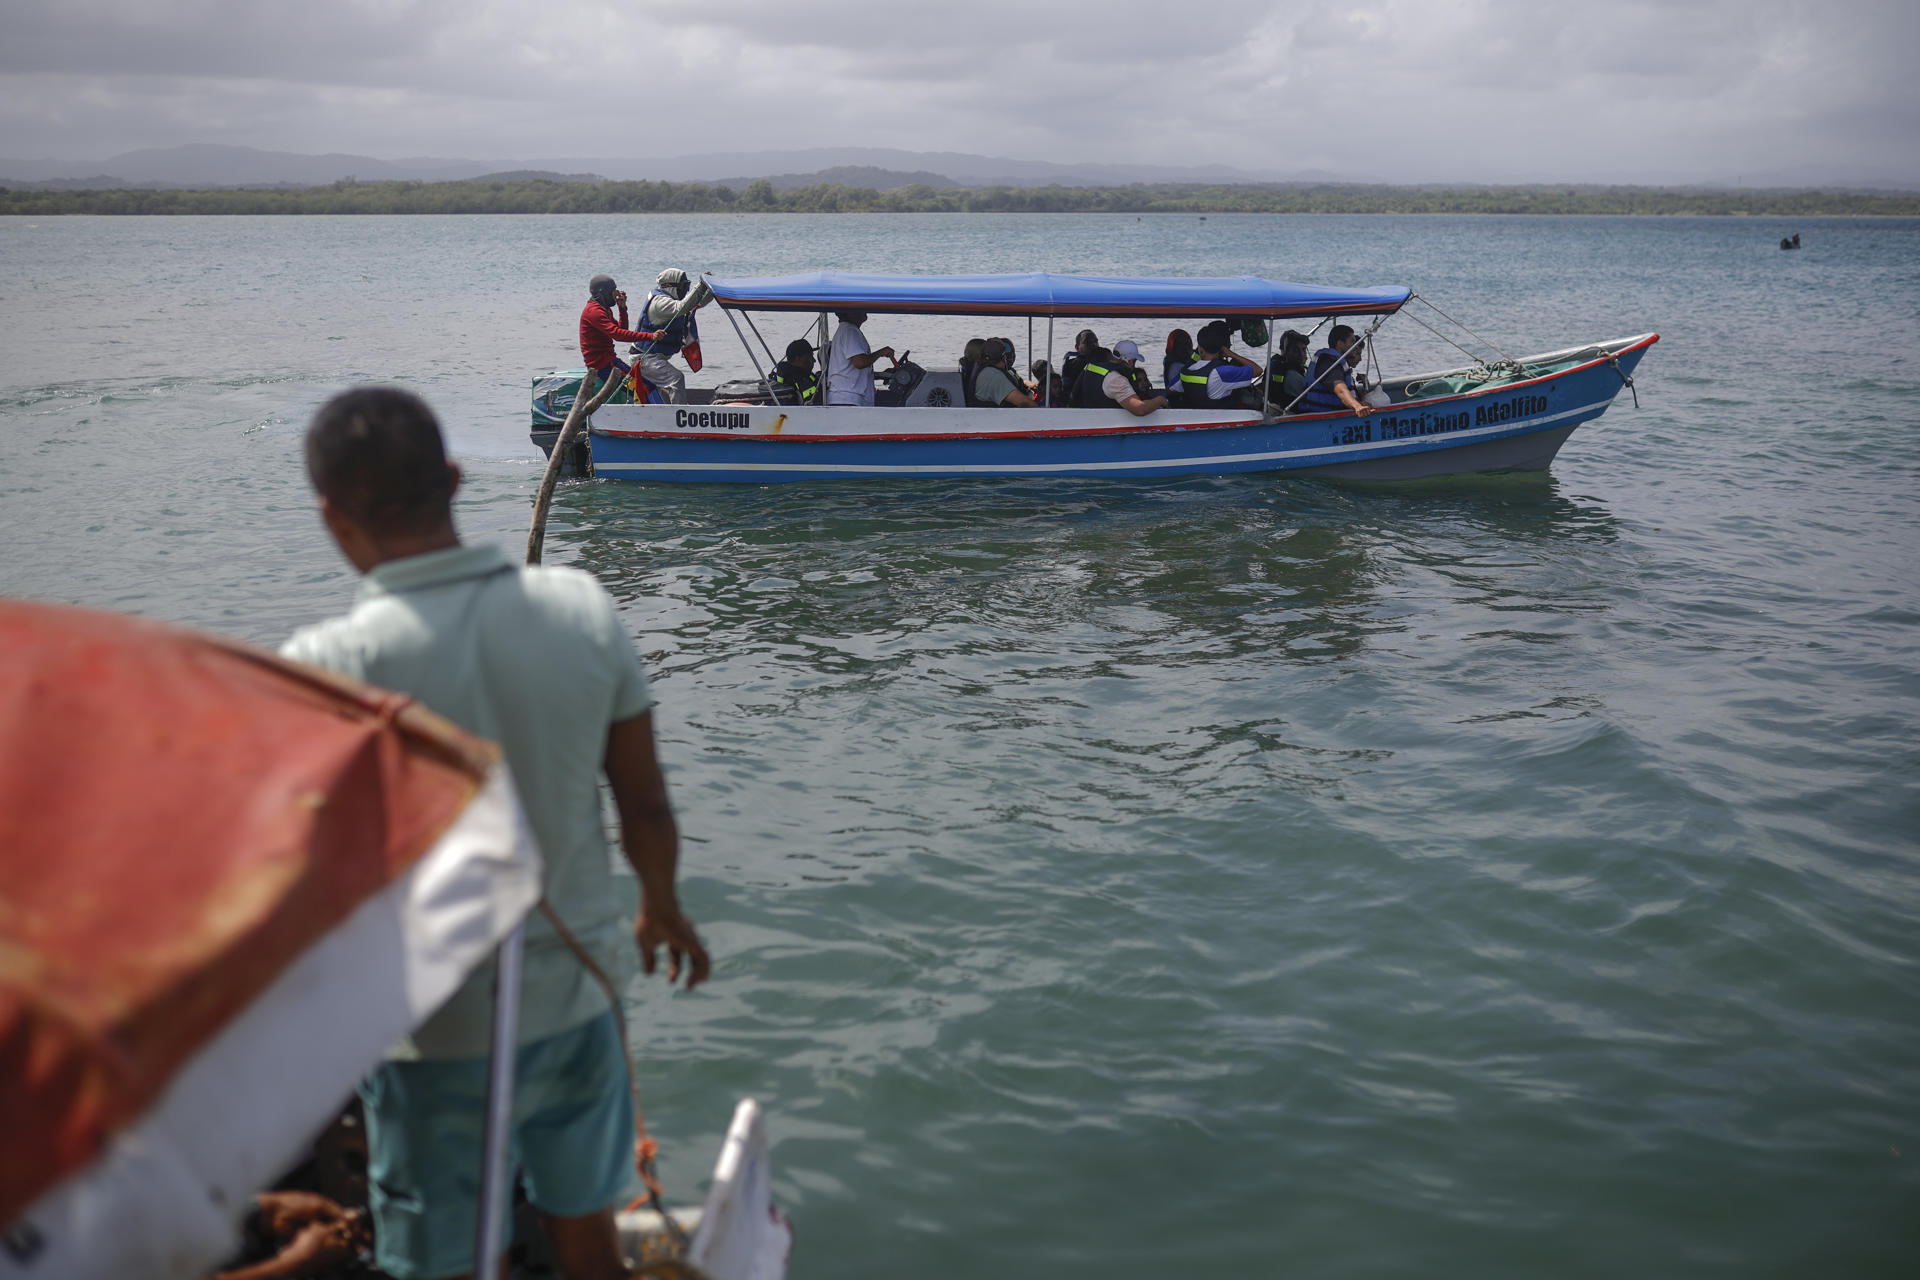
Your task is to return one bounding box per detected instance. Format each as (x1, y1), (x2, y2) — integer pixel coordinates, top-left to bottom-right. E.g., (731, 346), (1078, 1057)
(565, 335), (1655, 484)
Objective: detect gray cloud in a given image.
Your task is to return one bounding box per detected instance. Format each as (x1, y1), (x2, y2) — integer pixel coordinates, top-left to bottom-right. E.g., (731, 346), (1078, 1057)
(2, 0), (1915, 185)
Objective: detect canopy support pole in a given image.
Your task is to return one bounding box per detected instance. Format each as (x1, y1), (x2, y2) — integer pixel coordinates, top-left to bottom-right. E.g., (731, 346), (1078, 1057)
(1260, 317), (1275, 420)
(719, 306), (772, 397)
(818, 312), (830, 400)
(738, 309), (784, 380)
(1045, 317), (1054, 406)
(472, 924), (526, 1276)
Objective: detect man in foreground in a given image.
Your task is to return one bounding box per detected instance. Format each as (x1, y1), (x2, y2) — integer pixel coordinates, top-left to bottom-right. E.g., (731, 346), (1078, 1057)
(283, 387), (710, 1280)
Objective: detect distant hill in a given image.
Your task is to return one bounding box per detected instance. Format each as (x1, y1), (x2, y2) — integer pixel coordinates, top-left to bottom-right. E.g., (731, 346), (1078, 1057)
(0, 143), (1293, 191)
(716, 166), (960, 192)
(3, 143), (1914, 193)
(470, 169), (603, 184)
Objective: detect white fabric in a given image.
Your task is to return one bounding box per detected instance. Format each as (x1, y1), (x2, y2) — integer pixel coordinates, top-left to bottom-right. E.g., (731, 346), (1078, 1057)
(1102, 369), (1136, 403)
(826, 320), (873, 406)
(689, 1100), (792, 1280)
(1206, 362), (1258, 400)
(1, 764), (542, 1280)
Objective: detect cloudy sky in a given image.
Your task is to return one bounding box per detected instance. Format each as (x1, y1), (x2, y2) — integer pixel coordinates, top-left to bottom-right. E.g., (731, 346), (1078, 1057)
(3, 0), (1916, 185)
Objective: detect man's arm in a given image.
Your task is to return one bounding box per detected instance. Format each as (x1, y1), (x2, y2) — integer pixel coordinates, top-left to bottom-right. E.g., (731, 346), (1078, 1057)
(605, 710), (709, 989)
(648, 277), (715, 327)
(1333, 380), (1371, 417)
(586, 306), (662, 346)
(1107, 371), (1164, 416)
(847, 345), (896, 370)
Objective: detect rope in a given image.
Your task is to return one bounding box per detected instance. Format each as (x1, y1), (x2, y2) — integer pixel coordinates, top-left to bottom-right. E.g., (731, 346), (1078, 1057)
(536, 902), (703, 1274)
(1397, 306), (1489, 367)
(1410, 294), (1516, 363)
(525, 378), (709, 1278)
(1606, 354), (1640, 408)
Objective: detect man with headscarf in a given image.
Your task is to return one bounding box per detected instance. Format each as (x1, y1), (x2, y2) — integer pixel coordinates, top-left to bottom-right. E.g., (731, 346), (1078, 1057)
(633, 268), (715, 404)
(578, 274), (662, 398)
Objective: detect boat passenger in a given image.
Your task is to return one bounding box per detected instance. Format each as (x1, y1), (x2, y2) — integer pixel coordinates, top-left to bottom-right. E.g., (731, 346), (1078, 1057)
(1030, 359), (1067, 406)
(996, 338), (1032, 392)
(1297, 324), (1373, 417)
(1060, 330), (1111, 406)
(283, 387), (710, 1280)
(633, 267), (715, 404)
(826, 310), (898, 407)
(1267, 329), (1311, 411)
(578, 274), (663, 398)
(1076, 339), (1168, 417)
(973, 339), (1037, 407)
(1163, 329), (1193, 396)
(959, 338), (989, 406)
(769, 339), (820, 406)
(1177, 321), (1262, 408)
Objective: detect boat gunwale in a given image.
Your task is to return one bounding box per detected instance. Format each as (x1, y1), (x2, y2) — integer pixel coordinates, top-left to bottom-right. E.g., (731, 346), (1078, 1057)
(587, 333), (1659, 446)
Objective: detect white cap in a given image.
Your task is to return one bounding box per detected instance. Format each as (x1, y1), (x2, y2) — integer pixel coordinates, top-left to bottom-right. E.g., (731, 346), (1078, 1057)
(1111, 339), (1142, 362)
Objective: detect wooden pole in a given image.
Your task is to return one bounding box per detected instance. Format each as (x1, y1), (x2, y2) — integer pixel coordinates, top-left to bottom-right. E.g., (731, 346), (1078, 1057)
(527, 367), (622, 567)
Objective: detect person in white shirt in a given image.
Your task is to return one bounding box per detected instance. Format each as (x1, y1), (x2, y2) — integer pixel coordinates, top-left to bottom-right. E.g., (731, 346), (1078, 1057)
(825, 310), (898, 406)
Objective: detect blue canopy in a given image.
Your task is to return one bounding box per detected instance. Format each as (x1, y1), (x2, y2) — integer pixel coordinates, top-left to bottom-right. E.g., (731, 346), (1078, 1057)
(705, 271), (1411, 319)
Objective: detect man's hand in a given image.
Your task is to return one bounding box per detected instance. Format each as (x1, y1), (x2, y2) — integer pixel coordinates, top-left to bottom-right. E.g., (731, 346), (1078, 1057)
(605, 711), (710, 992)
(636, 902), (710, 990)
(254, 1192), (350, 1238)
(613, 289), (628, 307)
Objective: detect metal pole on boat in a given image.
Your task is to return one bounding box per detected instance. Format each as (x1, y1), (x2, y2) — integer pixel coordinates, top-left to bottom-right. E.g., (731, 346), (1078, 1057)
(471, 924), (526, 1275)
(720, 304), (773, 398)
(1260, 316), (1274, 420)
(1045, 316), (1054, 406)
(1026, 316), (1034, 399)
(818, 312), (830, 401)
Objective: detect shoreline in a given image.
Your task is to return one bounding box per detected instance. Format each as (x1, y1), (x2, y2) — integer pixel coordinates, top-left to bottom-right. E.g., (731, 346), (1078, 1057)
(5, 179), (1917, 218)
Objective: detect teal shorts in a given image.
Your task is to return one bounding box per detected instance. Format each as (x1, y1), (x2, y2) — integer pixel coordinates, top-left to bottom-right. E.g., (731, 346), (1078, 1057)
(358, 1011), (635, 1280)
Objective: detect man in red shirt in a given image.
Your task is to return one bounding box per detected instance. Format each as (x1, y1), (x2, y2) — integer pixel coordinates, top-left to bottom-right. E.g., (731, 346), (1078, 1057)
(578, 274), (661, 396)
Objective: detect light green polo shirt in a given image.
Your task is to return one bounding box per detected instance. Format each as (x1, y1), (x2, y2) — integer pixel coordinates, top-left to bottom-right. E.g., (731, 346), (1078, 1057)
(282, 542), (654, 1060)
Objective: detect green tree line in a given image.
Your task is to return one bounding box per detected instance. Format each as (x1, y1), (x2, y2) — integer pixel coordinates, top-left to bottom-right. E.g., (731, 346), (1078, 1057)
(3, 177), (1915, 217)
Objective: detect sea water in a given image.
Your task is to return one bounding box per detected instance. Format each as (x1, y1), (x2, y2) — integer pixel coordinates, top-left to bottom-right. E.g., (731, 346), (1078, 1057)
(2, 213), (1917, 1277)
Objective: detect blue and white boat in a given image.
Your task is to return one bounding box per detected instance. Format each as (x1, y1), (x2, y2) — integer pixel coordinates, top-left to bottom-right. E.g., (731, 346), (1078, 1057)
(531, 271), (1656, 484)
